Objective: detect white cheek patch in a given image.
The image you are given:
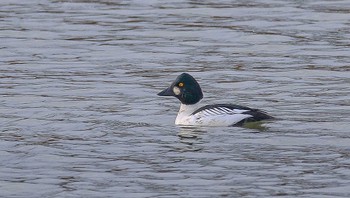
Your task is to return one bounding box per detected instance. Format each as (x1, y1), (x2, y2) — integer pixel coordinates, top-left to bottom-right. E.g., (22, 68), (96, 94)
(173, 86), (181, 95)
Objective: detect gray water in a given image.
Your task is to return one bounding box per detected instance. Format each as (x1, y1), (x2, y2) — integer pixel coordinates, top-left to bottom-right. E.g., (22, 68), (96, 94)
(1, 0), (350, 197)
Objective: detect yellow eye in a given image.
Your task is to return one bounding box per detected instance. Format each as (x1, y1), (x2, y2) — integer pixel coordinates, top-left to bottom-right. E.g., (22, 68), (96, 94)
(178, 82), (184, 87)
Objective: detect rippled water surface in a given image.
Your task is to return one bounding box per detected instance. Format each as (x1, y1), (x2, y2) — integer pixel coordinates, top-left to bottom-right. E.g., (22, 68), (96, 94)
(1, 0), (350, 197)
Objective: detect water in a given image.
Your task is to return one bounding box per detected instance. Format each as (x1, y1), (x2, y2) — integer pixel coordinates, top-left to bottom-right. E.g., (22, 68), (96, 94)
(1, 0), (350, 197)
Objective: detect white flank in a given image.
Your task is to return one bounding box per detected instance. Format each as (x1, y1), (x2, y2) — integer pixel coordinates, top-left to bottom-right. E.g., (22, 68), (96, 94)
(175, 103), (253, 127)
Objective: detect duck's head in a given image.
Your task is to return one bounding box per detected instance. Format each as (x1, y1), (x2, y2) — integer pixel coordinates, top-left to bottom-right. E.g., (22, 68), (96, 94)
(158, 73), (203, 105)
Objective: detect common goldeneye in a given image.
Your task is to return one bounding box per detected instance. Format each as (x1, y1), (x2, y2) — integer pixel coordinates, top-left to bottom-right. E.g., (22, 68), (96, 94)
(157, 73), (273, 127)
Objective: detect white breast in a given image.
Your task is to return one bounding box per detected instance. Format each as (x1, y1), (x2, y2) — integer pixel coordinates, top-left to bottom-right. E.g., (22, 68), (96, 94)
(175, 103), (200, 125)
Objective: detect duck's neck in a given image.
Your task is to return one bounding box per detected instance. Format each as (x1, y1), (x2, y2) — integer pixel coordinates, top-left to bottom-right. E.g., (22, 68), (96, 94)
(177, 101), (201, 116)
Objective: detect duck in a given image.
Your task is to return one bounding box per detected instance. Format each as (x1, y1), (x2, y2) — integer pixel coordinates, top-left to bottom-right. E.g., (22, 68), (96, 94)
(157, 73), (273, 127)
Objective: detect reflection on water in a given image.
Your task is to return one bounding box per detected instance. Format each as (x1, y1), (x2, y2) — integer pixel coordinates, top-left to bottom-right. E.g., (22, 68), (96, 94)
(177, 127), (206, 152)
(1, 0), (350, 197)
(178, 126), (208, 138)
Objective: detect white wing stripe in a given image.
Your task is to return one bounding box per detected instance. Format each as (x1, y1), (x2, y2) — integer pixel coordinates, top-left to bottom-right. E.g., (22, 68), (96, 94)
(204, 107), (232, 115)
(205, 109), (216, 115)
(203, 110), (212, 116)
(197, 107), (251, 116)
(211, 108), (222, 114)
(220, 108), (230, 114)
(219, 107), (232, 113)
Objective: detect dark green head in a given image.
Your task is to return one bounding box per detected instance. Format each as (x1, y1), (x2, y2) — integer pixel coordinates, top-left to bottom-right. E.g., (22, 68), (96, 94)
(158, 73), (203, 105)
